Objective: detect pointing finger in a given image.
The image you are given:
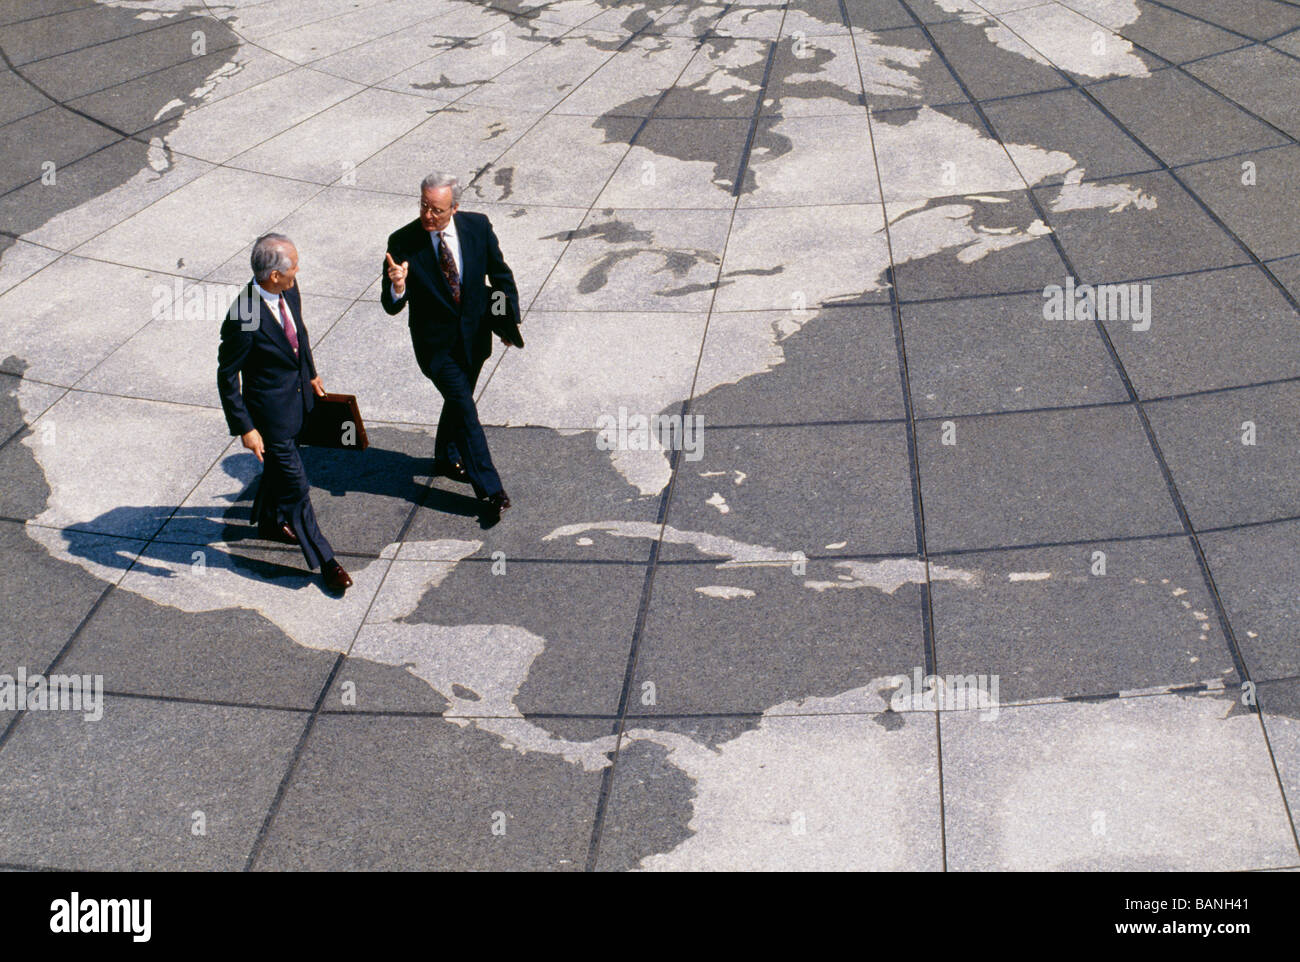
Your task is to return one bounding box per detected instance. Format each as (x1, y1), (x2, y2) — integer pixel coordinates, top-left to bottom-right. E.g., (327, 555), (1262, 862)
(385, 252), (397, 268)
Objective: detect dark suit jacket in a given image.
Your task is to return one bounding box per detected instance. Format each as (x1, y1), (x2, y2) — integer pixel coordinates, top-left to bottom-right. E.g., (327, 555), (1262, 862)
(380, 211), (521, 376)
(217, 281), (317, 442)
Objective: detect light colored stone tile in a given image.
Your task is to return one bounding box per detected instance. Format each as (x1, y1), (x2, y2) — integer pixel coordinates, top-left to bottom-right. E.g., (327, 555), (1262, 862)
(226, 88), (436, 185)
(468, 113), (634, 207)
(554, 34), (701, 116)
(742, 115), (880, 206)
(351, 103), (543, 195)
(139, 67), (362, 164)
(0, 255), (166, 384)
(460, 34), (623, 112)
(477, 310), (708, 429)
(71, 166), (321, 278)
(532, 207), (730, 311)
(19, 390), (231, 539)
(715, 204), (890, 310)
(942, 693), (1299, 870)
(310, 298), (444, 426)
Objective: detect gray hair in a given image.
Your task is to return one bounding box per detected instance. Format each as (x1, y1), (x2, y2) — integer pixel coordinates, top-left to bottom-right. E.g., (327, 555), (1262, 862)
(251, 233), (294, 282)
(420, 171), (462, 206)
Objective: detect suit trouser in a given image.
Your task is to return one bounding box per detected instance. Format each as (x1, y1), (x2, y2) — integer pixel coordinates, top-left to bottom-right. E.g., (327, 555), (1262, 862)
(427, 352), (502, 499)
(252, 437), (334, 570)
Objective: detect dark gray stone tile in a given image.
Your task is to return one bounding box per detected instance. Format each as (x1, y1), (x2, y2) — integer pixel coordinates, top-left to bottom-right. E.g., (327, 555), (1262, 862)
(1123, 1), (1250, 62)
(660, 421), (918, 561)
(1202, 520), (1300, 680)
(690, 304), (904, 425)
(1178, 144), (1300, 261)
(0, 695), (306, 870)
(861, 26), (967, 109)
(632, 558), (926, 715)
(1185, 46), (1300, 140)
(917, 405), (1183, 552)
(1088, 69), (1286, 167)
(294, 425), (435, 557)
(845, 0), (914, 32)
(0, 106), (120, 195)
(60, 568), (339, 709)
(981, 88), (1155, 186)
(403, 425), (665, 562)
(0, 63), (54, 126)
(1, 1), (182, 66)
(0, 520), (121, 675)
(1104, 264), (1300, 398)
(1146, 381), (1300, 529)
(1036, 171), (1249, 280)
(928, 18), (1067, 100)
(336, 556), (644, 716)
(902, 290), (1130, 417)
(891, 190), (1070, 300)
(931, 536), (1237, 704)
(1156, 0), (1300, 41)
(253, 714), (607, 870)
(21, 14), (232, 104)
(1269, 252), (1300, 304)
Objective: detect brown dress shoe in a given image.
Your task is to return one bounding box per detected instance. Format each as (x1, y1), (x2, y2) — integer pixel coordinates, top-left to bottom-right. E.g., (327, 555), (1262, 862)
(258, 520), (299, 545)
(323, 559), (352, 593)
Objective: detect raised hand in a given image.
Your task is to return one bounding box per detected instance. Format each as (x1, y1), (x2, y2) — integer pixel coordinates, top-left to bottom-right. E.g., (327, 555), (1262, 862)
(385, 251), (409, 296)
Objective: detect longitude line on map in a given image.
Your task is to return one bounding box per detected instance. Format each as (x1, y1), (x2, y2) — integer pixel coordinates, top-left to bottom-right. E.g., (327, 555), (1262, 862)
(847, 0), (949, 873)
(578, 0), (748, 874)
(242, 445), (448, 871)
(923, 0), (1300, 856)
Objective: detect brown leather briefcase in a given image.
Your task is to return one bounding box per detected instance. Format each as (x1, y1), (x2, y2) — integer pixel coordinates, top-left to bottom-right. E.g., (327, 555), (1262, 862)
(300, 392), (369, 450)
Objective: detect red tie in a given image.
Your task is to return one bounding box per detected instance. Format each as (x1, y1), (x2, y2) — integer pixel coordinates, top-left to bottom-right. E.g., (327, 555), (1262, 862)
(278, 295), (299, 355)
(436, 231), (461, 306)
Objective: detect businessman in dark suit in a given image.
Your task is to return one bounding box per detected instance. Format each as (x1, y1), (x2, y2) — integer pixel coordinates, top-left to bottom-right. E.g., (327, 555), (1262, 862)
(217, 233), (352, 593)
(381, 171), (523, 515)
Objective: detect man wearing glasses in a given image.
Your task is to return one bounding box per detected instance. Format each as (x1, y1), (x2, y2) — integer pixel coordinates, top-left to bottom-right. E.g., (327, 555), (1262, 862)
(381, 171), (524, 516)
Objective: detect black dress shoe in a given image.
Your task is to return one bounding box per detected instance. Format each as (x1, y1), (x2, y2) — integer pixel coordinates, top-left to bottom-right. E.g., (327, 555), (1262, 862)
(434, 458), (470, 483)
(483, 490), (511, 514)
(322, 559), (352, 593)
(257, 521), (299, 545)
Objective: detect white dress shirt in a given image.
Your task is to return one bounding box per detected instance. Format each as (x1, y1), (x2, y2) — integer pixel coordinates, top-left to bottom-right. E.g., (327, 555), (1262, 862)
(253, 279), (296, 338)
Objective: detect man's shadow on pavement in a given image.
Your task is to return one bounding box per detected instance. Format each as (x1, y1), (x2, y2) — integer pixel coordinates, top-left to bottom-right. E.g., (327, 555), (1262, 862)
(64, 443), (497, 587)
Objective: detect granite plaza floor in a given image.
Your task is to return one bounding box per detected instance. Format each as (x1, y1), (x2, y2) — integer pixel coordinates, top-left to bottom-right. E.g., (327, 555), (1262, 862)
(2, 0), (1300, 871)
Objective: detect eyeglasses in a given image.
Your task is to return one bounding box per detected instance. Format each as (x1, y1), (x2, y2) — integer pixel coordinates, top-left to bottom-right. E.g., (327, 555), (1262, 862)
(419, 200), (455, 216)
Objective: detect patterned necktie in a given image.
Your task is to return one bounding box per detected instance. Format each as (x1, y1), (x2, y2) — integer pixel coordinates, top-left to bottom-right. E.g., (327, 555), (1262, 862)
(436, 231), (461, 305)
(278, 295), (299, 355)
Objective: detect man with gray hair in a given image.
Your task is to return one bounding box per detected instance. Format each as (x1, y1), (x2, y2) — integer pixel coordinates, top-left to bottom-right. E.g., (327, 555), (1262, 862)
(217, 233), (352, 593)
(382, 171), (524, 517)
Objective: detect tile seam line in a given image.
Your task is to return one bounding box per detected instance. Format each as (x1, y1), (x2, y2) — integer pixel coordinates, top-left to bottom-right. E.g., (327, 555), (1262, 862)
(951, 0), (1300, 858)
(846, 0), (950, 872)
(579, 0), (752, 875)
(241, 454), (446, 871)
(23, 512), (1300, 560)
(32, 678), (1277, 720)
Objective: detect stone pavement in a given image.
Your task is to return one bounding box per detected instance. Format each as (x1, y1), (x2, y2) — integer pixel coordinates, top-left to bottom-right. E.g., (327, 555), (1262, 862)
(1, 0), (1300, 871)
